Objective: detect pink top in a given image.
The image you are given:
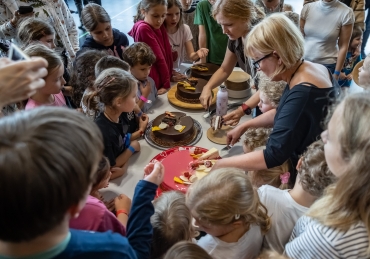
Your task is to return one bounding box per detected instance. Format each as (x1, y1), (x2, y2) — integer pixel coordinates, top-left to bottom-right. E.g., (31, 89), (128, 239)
(69, 195), (126, 236)
(25, 91), (66, 110)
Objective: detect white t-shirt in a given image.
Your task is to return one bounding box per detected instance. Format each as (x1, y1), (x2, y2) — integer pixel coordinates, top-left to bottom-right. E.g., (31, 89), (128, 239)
(197, 224), (263, 259)
(167, 24), (193, 71)
(286, 215), (369, 259)
(258, 185), (308, 254)
(301, 0), (354, 64)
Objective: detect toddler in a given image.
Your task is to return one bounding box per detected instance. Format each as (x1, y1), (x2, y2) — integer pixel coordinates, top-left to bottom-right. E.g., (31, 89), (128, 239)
(129, 0), (173, 95)
(23, 44), (66, 110)
(186, 168), (271, 259)
(194, 0), (228, 65)
(123, 42), (158, 113)
(259, 140), (336, 253)
(164, 241), (212, 259)
(0, 107), (163, 258)
(150, 191), (195, 259)
(78, 3), (129, 59)
(86, 68), (141, 179)
(69, 157), (131, 236)
(164, 0), (208, 73)
(286, 92), (370, 258)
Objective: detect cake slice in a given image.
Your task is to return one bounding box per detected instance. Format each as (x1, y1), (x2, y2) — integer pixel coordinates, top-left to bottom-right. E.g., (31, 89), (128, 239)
(211, 115), (223, 131)
(198, 147), (219, 160)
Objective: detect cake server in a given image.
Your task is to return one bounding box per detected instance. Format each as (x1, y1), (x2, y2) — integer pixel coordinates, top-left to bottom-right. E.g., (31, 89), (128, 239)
(203, 105), (212, 118)
(219, 145), (232, 157)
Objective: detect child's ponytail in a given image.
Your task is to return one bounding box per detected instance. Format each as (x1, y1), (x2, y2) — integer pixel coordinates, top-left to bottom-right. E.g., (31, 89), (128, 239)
(85, 89), (101, 113)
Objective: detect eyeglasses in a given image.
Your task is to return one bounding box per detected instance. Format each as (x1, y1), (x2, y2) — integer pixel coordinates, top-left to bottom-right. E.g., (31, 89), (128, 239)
(252, 53), (273, 70)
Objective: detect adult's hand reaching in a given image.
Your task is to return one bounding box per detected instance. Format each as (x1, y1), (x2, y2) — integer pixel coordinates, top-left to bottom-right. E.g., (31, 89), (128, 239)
(0, 57), (48, 109)
(226, 125), (245, 146)
(222, 107), (245, 126)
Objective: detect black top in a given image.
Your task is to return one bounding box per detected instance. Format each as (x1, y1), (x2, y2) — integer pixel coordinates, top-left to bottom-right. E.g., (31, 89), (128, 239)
(264, 81), (338, 172)
(121, 111), (138, 134)
(95, 113), (130, 166)
(227, 38), (252, 75)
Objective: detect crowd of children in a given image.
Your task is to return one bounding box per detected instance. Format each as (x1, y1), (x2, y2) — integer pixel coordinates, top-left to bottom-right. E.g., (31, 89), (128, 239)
(2, 0), (370, 258)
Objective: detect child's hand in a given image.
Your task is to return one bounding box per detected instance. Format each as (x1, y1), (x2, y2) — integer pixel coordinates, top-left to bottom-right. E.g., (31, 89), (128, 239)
(130, 140), (141, 152)
(346, 73), (353, 80)
(157, 88), (168, 95)
(139, 80), (151, 98)
(144, 162), (164, 186)
(114, 194), (132, 213)
(196, 48), (209, 59)
(139, 114), (149, 131)
(339, 72), (347, 80)
(104, 198), (115, 212)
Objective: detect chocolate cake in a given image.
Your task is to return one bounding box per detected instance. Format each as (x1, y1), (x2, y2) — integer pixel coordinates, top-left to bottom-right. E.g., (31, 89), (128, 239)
(175, 78), (208, 104)
(189, 63), (219, 80)
(151, 112), (196, 147)
(211, 115), (223, 131)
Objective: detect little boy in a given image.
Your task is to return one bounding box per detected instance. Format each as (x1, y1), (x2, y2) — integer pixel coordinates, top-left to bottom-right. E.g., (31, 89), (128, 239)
(122, 42), (158, 113)
(0, 107), (163, 258)
(258, 140), (336, 254)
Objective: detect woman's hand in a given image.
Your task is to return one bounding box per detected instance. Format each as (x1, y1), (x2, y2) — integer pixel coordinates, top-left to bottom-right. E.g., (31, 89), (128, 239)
(227, 125), (245, 146)
(199, 89), (213, 109)
(0, 57), (48, 108)
(223, 107), (245, 126)
(196, 48), (209, 59)
(339, 72), (347, 80)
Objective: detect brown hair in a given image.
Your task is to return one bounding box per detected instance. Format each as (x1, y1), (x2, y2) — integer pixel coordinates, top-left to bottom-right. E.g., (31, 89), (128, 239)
(0, 107), (103, 242)
(308, 92), (370, 253)
(122, 42), (156, 67)
(283, 11), (299, 27)
(243, 127), (272, 153)
(92, 156), (110, 190)
(186, 168), (271, 234)
(166, 0), (183, 28)
(17, 17), (55, 49)
(350, 25), (363, 52)
(24, 44), (62, 75)
(163, 241), (213, 259)
(70, 49), (107, 107)
(212, 0), (265, 28)
(86, 68), (137, 112)
(150, 191), (195, 259)
(95, 55), (130, 78)
(298, 140), (336, 197)
(81, 3), (111, 31)
(257, 72), (286, 107)
(134, 0), (168, 23)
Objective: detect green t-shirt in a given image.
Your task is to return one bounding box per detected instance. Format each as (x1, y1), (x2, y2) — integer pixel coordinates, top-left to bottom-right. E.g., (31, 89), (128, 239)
(194, 0), (228, 65)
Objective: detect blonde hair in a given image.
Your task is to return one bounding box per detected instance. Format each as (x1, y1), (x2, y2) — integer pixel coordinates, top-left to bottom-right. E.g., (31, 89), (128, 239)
(258, 72), (286, 107)
(17, 17), (55, 49)
(163, 241), (212, 259)
(245, 13), (304, 78)
(283, 4), (293, 12)
(243, 127), (272, 153)
(258, 250), (289, 259)
(308, 92), (370, 254)
(212, 0), (265, 28)
(150, 191), (194, 259)
(186, 168), (270, 234)
(298, 140), (336, 197)
(86, 68), (137, 112)
(249, 160), (292, 190)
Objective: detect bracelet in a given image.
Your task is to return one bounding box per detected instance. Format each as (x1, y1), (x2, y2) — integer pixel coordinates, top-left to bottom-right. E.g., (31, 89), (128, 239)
(128, 145), (135, 153)
(140, 95), (152, 104)
(139, 130), (144, 136)
(136, 111), (143, 117)
(116, 209), (129, 217)
(334, 70), (340, 76)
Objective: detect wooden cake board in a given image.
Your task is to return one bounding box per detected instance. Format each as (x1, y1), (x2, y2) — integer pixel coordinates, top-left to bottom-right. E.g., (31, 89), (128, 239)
(167, 85), (218, 109)
(207, 125), (233, 145)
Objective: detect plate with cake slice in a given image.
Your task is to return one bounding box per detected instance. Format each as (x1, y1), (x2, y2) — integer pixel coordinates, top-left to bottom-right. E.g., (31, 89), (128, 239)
(147, 146), (221, 196)
(145, 111), (203, 150)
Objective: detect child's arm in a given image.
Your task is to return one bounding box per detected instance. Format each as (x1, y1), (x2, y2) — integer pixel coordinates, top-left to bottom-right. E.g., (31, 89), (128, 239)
(126, 162), (164, 259)
(136, 81), (152, 110)
(185, 40), (209, 62)
(115, 194), (132, 228)
(111, 140), (140, 179)
(130, 114), (149, 141)
(198, 25), (208, 63)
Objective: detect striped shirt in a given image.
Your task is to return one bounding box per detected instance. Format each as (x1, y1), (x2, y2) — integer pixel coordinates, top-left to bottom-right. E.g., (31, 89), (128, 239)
(285, 215), (369, 259)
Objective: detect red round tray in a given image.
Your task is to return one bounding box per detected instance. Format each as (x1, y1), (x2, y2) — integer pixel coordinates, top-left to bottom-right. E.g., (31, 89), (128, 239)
(147, 146), (208, 197)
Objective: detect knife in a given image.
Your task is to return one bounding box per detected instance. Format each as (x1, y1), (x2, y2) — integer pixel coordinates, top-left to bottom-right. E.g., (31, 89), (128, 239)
(219, 145), (232, 158)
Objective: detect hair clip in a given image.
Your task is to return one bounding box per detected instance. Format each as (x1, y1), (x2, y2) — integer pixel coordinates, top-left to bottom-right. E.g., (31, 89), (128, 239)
(99, 77), (116, 89)
(235, 214), (240, 220)
(280, 172), (290, 184)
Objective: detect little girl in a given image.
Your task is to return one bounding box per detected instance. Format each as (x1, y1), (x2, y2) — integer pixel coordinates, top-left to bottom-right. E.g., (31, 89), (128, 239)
(286, 92), (370, 258)
(358, 54), (370, 88)
(164, 241), (213, 259)
(259, 140), (335, 254)
(78, 3), (129, 59)
(23, 44), (66, 110)
(17, 18), (56, 50)
(129, 0), (173, 95)
(186, 168), (270, 259)
(69, 156), (131, 235)
(164, 0), (208, 73)
(86, 68), (140, 179)
(339, 25), (363, 89)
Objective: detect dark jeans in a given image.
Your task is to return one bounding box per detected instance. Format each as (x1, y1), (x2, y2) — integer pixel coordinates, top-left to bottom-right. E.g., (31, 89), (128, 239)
(362, 9), (370, 57)
(322, 63), (336, 74)
(74, 0), (102, 20)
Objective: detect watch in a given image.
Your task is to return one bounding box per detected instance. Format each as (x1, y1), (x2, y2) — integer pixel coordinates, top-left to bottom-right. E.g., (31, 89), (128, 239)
(241, 103), (252, 115)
